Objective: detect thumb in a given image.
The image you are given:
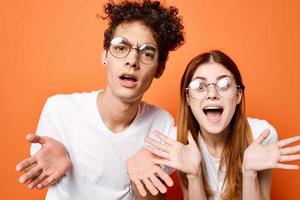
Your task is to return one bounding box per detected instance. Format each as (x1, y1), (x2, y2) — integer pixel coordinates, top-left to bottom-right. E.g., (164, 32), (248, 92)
(187, 131), (197, 145)
(25, 134), (47, 144)
(254, 129), (270, 144)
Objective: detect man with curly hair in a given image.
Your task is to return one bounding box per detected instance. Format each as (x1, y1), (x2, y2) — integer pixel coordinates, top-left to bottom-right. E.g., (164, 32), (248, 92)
(16, 0), (184, 199)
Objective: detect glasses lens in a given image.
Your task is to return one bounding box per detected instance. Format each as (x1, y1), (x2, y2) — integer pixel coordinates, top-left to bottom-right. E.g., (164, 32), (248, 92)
(216, 77), (238, 97)
(188, 79), (206, 99)
(109, 37), (130, 58)
(216, 77), (230, 91)
(138, 44), (158, 64)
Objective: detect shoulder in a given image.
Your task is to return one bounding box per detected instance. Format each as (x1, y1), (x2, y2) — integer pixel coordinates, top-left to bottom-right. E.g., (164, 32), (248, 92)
(247, 117), (278, 144)
(44, 91), (98, 111)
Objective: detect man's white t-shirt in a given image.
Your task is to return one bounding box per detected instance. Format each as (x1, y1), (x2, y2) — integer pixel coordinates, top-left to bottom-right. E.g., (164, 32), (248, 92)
(31, 91), (176, 200)
(198, 118), (278, 200)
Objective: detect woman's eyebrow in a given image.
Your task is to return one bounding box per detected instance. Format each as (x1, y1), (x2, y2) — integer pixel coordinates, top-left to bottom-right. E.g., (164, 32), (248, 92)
(216, 75), (231, 80)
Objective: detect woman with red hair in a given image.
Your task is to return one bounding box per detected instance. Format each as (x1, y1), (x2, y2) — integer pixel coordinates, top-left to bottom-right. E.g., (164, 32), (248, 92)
(145, 50), (300, 200)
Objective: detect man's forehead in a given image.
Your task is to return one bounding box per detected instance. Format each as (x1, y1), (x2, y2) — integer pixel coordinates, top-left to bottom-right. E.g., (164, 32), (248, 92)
(113, 21), (157, 46)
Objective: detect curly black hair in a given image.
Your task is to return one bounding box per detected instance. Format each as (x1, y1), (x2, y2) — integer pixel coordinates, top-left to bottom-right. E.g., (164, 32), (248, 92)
(102, 0), (185, 77)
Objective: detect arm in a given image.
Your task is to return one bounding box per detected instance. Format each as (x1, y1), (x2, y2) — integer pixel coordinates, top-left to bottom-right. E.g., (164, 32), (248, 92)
(242, 129), (300, 200)
(145, 131), (207, 200)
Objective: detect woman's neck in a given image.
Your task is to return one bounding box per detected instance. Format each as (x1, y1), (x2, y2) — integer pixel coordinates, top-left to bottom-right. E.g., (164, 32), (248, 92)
(200, 128), (229, 158)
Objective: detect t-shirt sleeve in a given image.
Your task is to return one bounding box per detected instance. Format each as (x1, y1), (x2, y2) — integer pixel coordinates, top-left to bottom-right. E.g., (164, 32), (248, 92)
(30, 97), (62, 156)
(248, 118), (278, 145)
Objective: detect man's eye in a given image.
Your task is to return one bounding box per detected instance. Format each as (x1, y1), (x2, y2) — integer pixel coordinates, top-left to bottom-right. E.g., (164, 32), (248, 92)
(142, 51), (155, 58)
(115, 45), (127, 51)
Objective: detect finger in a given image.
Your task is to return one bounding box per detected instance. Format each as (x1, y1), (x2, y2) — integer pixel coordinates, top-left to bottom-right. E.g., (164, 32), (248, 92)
(274, 163), (299, 170)
(37, 175), (56, 189)
(25, 134), (48, 144)
(19, 164), (42, 184)
(280, 154), (300, 162)
(145, 137), (170, 153)
(146, 145), (169, 159)
(27, 172), (47, 189)
(149, 174), (167, 194)
(16, 157), (37, 172)
(154, 131), (176, 146)
(152, 158), (175, 169)
(187, 131), (197, 145)
(155, 168), (173, 187)
(278, 136), (300, 148)
(280, 145), (300, 155)
(133, 179), (147, 197)
(141, 178), (159, 196)
(254, 129), (270, 144)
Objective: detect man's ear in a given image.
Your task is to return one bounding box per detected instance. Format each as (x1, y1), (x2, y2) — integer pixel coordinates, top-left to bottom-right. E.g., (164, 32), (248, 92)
(154, 63), (165, 78)
(101, 50), (108, 66)
(236, 89), (242, 105)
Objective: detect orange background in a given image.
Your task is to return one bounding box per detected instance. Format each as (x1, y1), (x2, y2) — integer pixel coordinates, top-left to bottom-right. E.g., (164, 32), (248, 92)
(1, 0), (299, 199)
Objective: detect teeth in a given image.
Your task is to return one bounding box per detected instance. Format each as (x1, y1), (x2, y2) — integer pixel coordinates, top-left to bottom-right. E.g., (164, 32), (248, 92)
(205, 106), (221, 110)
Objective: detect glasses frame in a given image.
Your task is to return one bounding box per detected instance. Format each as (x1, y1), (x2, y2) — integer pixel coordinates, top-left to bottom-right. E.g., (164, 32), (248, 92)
(108, 37), (159, 65)
(185, 78), (242, 99)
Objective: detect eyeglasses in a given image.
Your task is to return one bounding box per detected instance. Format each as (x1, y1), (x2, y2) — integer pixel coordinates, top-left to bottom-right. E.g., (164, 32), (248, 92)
(108, 37), (159, 65)
(186, 76), (241, 99)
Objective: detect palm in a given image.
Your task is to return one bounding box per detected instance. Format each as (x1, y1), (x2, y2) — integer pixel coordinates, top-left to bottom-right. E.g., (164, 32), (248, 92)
(36, 137), (71, 177)
(243, 130), (300, 172)
(16, 134), (72, 189)
(244, 142), (280, 171)
(145, 131), (201, 176)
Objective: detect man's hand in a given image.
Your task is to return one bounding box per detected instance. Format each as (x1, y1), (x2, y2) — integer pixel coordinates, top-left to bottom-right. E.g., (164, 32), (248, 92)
(16, 134), (72, 189)
(126, 148), (173, 197)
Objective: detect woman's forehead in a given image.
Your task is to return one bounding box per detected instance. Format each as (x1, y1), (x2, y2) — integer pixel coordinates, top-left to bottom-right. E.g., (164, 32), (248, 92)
(192, 62), (233, 80)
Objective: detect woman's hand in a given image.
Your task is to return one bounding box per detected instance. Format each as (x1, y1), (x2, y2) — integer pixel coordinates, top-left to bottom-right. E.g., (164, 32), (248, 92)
(145, 131), (201, 176)
(243, 129), (300, 175)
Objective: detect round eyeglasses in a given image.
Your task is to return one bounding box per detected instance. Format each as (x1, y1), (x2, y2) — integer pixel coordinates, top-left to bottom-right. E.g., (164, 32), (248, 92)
(108, 37), (159, 65)
(186, 76), (241, 99)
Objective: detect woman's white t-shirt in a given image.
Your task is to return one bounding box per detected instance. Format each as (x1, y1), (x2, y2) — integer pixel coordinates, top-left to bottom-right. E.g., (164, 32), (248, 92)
(198, 118), (278, 200)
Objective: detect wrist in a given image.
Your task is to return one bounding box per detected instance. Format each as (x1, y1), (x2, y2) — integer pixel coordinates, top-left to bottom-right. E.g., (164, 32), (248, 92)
(186, 168), (202, 181)
(242, 162), (257, 177)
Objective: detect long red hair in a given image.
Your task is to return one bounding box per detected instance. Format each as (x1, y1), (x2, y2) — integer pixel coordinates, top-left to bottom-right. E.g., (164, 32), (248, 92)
(177, 50), (253, 200)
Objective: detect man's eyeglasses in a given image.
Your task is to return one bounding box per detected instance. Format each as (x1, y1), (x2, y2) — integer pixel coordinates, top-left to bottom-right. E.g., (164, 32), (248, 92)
(186, 76), (241, 99)
(108, 37), (159, 65)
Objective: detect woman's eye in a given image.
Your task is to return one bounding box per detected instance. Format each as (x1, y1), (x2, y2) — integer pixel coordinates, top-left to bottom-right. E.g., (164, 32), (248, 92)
(217, 78), (230, 90)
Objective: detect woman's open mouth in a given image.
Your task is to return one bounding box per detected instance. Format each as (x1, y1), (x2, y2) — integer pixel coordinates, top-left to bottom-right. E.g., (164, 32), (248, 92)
(203, 106), (223, 123)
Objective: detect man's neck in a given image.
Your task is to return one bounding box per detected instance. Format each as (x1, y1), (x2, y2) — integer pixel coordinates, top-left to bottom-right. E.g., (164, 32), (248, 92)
(97, 89), (141, 133)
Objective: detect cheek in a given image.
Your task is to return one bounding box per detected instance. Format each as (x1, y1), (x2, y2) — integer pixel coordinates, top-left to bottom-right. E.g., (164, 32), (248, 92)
(188, 99), (204, 122)
(223, 99), (238, 121)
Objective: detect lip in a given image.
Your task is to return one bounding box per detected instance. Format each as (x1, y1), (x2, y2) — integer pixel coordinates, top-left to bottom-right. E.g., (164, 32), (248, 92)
(119, 73), (138, 88)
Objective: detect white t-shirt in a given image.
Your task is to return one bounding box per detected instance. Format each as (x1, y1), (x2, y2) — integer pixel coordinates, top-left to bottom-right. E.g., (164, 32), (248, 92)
(198, 118), (278, 200)
(31, 91), (176, 200)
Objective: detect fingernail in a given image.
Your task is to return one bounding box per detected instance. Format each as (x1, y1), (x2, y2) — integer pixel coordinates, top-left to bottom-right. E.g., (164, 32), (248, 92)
(37, 184), (42, 189)
(19, 177), (24, 183)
